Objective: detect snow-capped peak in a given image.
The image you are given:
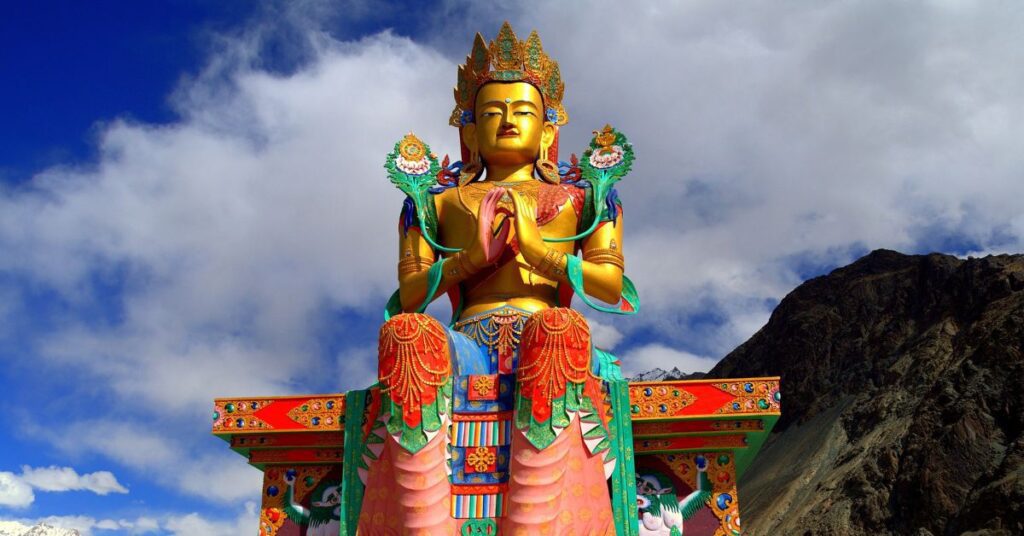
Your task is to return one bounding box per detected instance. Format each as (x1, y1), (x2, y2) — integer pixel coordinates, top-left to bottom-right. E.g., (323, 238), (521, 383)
(0, 522), (80, 536)
(628, 367), (704, 382)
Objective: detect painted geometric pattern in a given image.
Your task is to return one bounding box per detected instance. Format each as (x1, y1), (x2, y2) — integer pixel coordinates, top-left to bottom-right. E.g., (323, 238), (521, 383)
(628, 378), (780, 420)
(454, 419), (512, 447)
(451, 369), (515, 520)
(451, 445), (511, 484)
(213, 395), (346, 433)
(453, 374), (515, 413)
(451, 493), (507, 519)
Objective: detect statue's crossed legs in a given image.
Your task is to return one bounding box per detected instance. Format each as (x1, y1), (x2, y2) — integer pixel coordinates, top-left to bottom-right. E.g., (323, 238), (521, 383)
(358, 308), (615, 535)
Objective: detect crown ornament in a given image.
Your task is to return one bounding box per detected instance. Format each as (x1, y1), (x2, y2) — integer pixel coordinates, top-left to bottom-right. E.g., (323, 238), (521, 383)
(449, 22), (568, 128)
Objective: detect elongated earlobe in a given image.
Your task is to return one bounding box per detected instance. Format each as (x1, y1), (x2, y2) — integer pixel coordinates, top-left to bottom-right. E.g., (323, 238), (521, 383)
(536, 123), (559, 184)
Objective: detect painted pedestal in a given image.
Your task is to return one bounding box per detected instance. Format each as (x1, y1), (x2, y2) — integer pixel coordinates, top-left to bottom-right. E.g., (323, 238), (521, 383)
(212, 377), (779, 535)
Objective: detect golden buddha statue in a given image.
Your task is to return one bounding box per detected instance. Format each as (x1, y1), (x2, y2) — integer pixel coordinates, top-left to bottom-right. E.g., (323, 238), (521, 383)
(357, 22), (639, 535)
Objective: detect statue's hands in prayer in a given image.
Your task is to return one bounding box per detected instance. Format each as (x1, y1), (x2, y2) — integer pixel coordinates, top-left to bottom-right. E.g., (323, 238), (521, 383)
(467, 187), (511, 269)
(509, 189), (546, 268)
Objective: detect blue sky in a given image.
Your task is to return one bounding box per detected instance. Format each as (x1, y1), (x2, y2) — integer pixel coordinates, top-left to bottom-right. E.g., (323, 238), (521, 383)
(2, 1), (1023, 534)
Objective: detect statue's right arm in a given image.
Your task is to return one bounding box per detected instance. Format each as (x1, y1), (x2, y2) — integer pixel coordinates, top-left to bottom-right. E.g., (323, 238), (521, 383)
(397, 188), (509, 312)
(396, 221), (441, 311)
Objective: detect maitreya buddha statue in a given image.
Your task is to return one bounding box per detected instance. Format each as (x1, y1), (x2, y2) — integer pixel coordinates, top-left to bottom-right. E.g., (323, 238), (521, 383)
(357, 22), (640, 535)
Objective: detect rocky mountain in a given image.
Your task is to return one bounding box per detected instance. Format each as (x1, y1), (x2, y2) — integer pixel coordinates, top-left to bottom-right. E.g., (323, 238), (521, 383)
(628, 367), (705, 382)
(706, 249), (1024, 535)
(0, 522), (79, 536)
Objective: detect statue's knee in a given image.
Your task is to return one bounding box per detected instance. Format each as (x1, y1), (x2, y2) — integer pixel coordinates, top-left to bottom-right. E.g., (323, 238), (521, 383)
(379, 313), (447, 341)
(378, 313), (451, 385)
(523, 307), (591, 339)
(519, 308), (591, 370)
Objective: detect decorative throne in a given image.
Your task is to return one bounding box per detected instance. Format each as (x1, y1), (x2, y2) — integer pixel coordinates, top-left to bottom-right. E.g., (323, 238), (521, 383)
(211, 22), (779, 536)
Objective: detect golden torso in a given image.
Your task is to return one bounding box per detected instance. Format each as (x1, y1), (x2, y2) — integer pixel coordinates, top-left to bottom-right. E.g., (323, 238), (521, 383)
(396, 81), (624, 317)
(435, 180), (578, 318)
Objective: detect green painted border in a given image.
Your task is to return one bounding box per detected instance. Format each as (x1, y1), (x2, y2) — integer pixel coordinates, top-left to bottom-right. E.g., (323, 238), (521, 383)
(630, 413), (778, 480)
(735, 414), (778, 479)
(608, 379), (639, 536)
(340, 389), (368, 535)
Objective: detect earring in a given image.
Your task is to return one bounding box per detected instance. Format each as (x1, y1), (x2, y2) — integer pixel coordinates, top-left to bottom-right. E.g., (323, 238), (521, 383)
(536, 145), (560, 184)
(460, 147), (483, 186)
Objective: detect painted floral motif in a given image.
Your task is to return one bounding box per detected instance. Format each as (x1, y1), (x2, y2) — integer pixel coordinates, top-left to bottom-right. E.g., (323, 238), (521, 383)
(589, 144), (625, 169)
(714, 380), (781, 414)
(395, 155), (431, 175)
(395, 133), (433, 175)
(260, 507), (286, 536)
(628, 384), (697, 419)
(472, 375), (496, 398)
(286, 397), (344, 429)
(466, 447), (498, 473)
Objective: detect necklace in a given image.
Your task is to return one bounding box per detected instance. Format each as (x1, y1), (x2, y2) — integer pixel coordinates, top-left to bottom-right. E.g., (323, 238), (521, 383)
(457, 179), (540, 213)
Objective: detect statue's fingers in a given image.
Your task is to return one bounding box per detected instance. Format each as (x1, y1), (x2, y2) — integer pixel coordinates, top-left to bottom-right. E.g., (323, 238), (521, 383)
(486, 218), (511, 263)
(517, 194), (536, 222)
(482, 188), (503, 224)
(509, 189), (526, 216)
(494, 217), (511, 245)
(491, 187), (507, 214)
(482, 186), (498, 208)
(485, 186), (504, 208)
(488, 187), (506, 215)
(478, 204), (495, 240)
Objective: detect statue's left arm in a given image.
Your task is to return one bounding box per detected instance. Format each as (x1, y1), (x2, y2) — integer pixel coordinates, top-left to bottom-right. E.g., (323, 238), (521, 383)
(510, 190), (624, 304)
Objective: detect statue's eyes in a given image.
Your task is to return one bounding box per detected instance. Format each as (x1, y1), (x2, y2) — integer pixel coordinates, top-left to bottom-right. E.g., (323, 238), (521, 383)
(514, 111), (535, 117)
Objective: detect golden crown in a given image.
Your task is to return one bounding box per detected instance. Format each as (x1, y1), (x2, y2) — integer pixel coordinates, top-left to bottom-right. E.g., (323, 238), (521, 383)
(449, 22), (568, 128)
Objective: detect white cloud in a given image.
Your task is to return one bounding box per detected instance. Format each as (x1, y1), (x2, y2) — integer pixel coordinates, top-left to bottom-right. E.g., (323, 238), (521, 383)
(0, 473), (34, 508)
(163, 501), (259, 536)
(586, 316), (625, 351)
(2, 0), (1024, 525)
(127, 518), (160, 533)
(5, 29), (452, 506)
(94, 519), (121, 530)
(19, 466), (128, 496)
(1, 30), (460, 417)
(0, 466), (129, 511)
(24, 420), (260, 503)
(437, 0), (1024, 357)
(29, 421), (178, 472)
(173, 457), (263, 503)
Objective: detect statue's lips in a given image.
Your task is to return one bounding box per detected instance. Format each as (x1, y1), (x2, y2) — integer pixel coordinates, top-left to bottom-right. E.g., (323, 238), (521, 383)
(497, 128), (519, 138)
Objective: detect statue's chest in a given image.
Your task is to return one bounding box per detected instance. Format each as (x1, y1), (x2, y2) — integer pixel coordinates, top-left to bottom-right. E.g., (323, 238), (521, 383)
(534, 183), (586, 225)
(452, 183), (586, 227)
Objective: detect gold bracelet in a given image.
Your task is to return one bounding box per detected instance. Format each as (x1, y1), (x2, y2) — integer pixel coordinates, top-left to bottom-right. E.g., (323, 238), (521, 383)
(444, 251), (481, 280)
(445, 255), (463, 278)
(584, 247), (624, 257)
(398, 257), (433, 276)
(456, 251), (479, 275)
(587, 255), (625, 270)
(583, 248), (625, 270)
(535, 249), (565, 278)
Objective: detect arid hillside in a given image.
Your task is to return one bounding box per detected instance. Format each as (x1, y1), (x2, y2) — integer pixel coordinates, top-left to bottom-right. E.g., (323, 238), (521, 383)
(708, 250), (1024, 535)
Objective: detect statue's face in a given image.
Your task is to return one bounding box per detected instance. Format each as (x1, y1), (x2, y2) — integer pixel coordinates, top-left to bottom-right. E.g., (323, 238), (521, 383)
(465, 82), (554, 167)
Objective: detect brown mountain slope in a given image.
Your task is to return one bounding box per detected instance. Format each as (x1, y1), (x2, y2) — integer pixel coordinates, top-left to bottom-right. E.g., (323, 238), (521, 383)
(707, 249), (1024, 535)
